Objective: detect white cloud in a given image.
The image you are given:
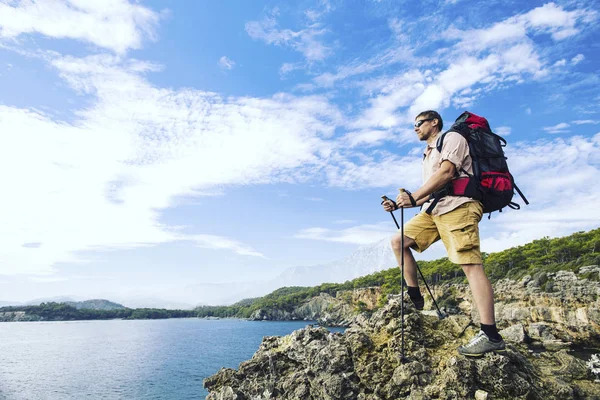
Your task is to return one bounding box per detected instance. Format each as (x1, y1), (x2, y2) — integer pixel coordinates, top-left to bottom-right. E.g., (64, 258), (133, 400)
(246, 10), (331, 62)
(553, 59), (567, 67)
(0, 52), (345, 275)
(191, 235), (265, 258)
(572, 119), (599, 125)
(571, 54), (585, 65)
(279, 62), (302, 77)
(495, 126), (511, 136)
(0, 0), (160, 53)
(218, 56), (236, 70)
(294, 222), (392, 245)
(523, 2), (587, 40)
(543, 122), (570, 134)
(324, 152), (423, 190)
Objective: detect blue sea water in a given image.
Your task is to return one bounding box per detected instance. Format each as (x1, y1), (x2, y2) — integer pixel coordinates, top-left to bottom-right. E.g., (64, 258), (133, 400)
(0, 318), (342, 399)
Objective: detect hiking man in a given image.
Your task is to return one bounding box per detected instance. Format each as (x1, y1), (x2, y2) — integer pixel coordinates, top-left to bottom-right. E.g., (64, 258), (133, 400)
(382, 110), (505, 357)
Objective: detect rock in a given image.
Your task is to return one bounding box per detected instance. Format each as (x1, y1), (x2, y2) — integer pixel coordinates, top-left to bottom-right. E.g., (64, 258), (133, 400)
(475, 389), (488, 400)
(500, 324), (527, 343)
(542, 339), (572, 351)
(520, 275), (532, 287)
(528, 323), (556, 341)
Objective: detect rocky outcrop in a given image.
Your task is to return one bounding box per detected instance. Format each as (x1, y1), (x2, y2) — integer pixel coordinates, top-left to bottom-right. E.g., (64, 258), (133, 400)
(0, 311), (38, 322)
(205, 296), (600, 399)
(205, 267), (600, 399)
(249, 288), (383, 326)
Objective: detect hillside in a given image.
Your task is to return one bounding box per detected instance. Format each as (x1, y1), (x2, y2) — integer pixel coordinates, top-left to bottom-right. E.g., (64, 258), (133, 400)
(64, 299), (126, 310)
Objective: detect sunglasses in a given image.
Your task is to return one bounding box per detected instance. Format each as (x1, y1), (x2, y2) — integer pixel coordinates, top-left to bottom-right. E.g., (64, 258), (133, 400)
(414, 118), (434, 128)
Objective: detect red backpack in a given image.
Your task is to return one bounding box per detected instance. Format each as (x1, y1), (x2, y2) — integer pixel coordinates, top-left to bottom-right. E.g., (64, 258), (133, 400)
(426, 111), (529, 217)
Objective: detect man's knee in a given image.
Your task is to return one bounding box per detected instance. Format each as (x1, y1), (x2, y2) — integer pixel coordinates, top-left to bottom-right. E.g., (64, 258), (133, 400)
(391, 234), (415, 252)
(461, 263), (484, 278)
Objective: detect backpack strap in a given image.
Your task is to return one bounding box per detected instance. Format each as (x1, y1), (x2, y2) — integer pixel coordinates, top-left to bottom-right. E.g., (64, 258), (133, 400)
(513, 182), (529, 205)
(425, 185), (451, 214)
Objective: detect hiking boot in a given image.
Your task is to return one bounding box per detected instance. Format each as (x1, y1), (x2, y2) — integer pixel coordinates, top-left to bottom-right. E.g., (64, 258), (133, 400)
(457, 330), (506, 357)
(410, 296), (424, 310)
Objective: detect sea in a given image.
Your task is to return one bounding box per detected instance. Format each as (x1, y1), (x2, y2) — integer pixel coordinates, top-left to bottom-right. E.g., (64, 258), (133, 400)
(0, 318), (343, 400)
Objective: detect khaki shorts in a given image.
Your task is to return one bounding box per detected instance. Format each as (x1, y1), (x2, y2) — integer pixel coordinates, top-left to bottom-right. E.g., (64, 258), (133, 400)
(403, 201), (483, 265)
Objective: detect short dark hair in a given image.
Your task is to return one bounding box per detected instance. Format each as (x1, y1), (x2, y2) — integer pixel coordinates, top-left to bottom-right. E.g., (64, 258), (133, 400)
(416, 110), (443, 132)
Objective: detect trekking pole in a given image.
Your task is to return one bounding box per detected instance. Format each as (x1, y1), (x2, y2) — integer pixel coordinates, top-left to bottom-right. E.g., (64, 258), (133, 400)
(399, 189), (406, 363)
(381, 192), (446, 322)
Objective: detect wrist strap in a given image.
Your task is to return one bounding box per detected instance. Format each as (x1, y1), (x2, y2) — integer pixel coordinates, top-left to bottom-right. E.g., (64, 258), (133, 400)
(405, 190), (417, 207)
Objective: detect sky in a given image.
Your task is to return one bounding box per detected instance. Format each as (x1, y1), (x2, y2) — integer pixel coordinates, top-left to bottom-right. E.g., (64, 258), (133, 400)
(0, 0), (599, 306)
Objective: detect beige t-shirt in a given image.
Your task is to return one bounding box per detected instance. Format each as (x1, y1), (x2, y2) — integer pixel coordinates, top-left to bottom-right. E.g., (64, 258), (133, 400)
(421, 131), (477, 216)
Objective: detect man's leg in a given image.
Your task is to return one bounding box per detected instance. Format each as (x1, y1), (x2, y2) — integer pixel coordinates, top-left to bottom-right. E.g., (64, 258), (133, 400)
(391, 234), (424, 309)
(457, 263), (505, 356)
(390, 235), (419, 287)
(390, 212), (439, 309)
(461, 264), (495, 325)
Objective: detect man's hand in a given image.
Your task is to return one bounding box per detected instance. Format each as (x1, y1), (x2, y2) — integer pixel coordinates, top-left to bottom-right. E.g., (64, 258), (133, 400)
(396, 191), (415, 208)
(382, 199), (397, 212)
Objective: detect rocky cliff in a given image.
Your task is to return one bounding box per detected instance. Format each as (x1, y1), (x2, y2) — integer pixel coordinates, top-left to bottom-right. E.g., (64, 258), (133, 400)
(249, 287), (382, 326)
(204, 266), (600, 399)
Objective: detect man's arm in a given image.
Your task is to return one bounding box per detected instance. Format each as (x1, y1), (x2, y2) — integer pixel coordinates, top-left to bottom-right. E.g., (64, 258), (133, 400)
(396, 160), (456, 207)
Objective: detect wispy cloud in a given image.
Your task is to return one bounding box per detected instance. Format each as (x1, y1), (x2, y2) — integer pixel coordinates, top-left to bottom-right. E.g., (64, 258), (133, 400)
(218, 56), (236, 70)
(572, 119), (599, 125)
(245, 8), (331, 62)
(543, 122), (570, 134)
(294, 222), (392, 245)
(571, 54), (585, 65)
(0, 0), (160, 53)
(495, 126), (511, 136)
(191, 235), (265, 258)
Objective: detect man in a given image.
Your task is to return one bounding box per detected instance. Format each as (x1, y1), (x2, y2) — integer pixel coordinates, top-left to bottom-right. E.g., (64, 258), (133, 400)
(382, 110), (505, 357)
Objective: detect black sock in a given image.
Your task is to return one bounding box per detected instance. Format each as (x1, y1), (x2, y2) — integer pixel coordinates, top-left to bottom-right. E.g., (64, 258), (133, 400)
(481, 323), (501, 342)
(407, 286), (423, 300)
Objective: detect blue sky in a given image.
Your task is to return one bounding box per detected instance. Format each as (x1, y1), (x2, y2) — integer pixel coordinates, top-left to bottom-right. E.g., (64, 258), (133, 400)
(0, 0), (599, 305)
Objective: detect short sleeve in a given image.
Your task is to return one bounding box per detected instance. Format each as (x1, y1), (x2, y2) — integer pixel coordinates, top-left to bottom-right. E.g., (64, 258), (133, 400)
(439, 131), (469, 171)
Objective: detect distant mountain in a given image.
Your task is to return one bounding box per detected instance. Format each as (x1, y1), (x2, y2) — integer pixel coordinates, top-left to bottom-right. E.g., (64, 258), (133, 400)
(185, 236), (398, 306)
(112, 297), (196, 310)
(0, 301), (23, 307)
(64, 299), (127, 310)
(25, 296), (81, 305)
(267, 236), (396, 288)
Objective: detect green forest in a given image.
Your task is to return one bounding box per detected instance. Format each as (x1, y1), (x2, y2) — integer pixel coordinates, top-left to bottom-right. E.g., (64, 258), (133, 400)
(0, 302), (196, 321)
(1, 228), (598, 322)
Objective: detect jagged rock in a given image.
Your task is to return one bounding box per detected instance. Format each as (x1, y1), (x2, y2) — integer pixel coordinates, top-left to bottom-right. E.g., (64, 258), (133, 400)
(204, 297), (600, 399)
(500, 323), (527, 343)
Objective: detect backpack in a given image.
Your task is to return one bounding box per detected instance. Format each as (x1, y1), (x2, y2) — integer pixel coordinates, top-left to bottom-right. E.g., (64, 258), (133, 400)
(426, 111), (529, 217)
